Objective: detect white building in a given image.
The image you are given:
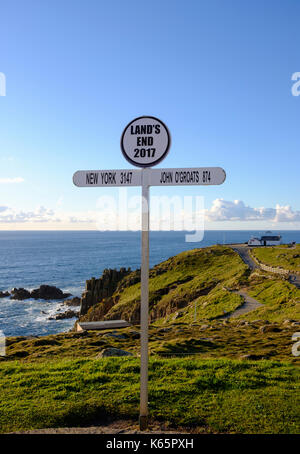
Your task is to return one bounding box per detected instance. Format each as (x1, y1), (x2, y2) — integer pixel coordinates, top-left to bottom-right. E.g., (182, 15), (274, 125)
(260, 235), (282, 246)
(248, 234), (282, 246)
(248, 237), (262, 246)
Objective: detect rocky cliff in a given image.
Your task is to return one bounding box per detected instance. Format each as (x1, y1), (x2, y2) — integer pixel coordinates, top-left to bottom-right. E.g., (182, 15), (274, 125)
(77, 246), (252, 325)
(79, 267), (133, 315)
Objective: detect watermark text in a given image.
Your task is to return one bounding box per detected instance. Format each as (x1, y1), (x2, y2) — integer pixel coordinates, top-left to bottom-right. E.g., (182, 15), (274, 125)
(95, 189), (205, 242)
(291, 72), (300, 96)
(0, 72), (6, 96)
(0, 330), (6, 356)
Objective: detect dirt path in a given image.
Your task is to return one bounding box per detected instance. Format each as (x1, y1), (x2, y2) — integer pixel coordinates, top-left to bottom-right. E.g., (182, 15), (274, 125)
(231, 245), (300, 290)
(231, 246), (258, 271)
(222, 290), (263, 319)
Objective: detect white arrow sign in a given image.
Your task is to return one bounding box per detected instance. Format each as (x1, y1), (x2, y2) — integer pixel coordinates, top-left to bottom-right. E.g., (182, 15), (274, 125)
(73, 167), (226, 187)
(73, 169), (142, 187)
(146, 167), (226, 186)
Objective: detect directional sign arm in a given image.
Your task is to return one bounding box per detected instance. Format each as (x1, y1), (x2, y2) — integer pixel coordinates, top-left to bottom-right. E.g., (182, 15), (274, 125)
(73, 169), (142, 187)
(147, 167), (226, 186)
(73, 167), (226, 187)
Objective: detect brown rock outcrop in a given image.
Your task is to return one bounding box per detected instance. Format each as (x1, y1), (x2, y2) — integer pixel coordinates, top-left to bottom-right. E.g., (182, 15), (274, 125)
(31, 285), (71, 300)
(0, 291), (10, 298)
(10, 288), (31, 300)
(79, 268), (132, 316)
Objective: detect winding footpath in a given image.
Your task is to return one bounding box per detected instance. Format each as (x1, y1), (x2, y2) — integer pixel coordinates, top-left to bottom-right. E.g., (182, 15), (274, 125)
(221, 246), (263, 319)
(232, 244), (300, 289)
(231, 245), (258, 271)
(223, 244), (299, 319)
(222, 290), (263, 319)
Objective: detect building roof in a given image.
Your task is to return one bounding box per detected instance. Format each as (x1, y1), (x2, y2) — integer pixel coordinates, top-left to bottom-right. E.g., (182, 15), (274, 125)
(260, 235), (281, 241)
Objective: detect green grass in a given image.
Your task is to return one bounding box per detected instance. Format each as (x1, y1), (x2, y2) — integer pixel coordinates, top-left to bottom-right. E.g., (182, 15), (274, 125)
(1, 245), (299, 434)
(0, 357), (299, 434)
(242, 279), (300, 323)
(179, 288), (243, 322)
(81, 246), (249, 323)
(251, 244), (300, 274)
(2, 318), (298, 363)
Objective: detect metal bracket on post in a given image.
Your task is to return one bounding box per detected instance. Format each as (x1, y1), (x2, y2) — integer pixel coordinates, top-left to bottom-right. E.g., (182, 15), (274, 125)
(139, 168), (150, 431)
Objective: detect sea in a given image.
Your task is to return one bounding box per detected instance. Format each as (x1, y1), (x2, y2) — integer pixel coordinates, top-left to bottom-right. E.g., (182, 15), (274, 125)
(0, 230), (299, 337)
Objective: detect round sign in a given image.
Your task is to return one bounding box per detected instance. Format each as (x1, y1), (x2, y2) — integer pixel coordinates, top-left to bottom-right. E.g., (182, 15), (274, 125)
(121, 116), (171, 168)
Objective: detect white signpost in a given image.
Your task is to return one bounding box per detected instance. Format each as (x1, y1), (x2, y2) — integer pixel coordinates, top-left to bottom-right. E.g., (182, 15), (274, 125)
(73, 116), (226, 430)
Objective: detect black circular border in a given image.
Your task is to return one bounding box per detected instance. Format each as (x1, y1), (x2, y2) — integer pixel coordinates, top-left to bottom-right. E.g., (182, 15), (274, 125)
(120, 115), (171, 168)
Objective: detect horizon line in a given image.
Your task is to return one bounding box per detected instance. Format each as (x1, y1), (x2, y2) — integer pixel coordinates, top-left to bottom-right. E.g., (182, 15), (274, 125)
(0, 229), (299, 232)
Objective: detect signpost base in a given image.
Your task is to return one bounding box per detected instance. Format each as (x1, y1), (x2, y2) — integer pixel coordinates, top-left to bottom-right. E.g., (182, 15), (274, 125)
(139, 415), (148, 431)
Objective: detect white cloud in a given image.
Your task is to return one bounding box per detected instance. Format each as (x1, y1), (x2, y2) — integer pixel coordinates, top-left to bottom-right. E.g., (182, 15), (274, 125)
(0, 199), (300, 228)
(205, 199), (300, 222)
(0, 205), (98, 225)
(273, 204), (300, 222)
(0, 177), (24, 184)
(0, 206), (56, 223)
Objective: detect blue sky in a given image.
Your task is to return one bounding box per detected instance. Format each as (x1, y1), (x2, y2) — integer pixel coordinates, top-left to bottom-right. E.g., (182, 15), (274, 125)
(0, 0), (299, 230)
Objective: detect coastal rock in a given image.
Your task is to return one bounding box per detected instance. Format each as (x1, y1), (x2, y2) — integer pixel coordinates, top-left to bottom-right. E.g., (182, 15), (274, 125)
(80, 268), (132, 316)
(172, 311), (184, 320)
(48, 310), (79, 320)
(260, 325), (281, 334)
(150, 281), (216, 322)
(102, 332), (127, 339)
(63, 297), (81, 306)
(10, 288), (31, 300)
(157, 327), (172, 333)
(31, 285), (71, 300)
(0, 291), (10, 298)
(129, 330), (140, 339)
(96, 347), (133, 358)
(200, 324), (209, 330)
(240, 354), (264, 360)
(282, 319), (294, 326)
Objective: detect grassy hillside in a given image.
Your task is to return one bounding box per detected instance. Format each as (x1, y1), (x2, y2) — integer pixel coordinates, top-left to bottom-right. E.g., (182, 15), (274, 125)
(1, 244), (299, 434)
(232, 268), (300, 323)
(2, 317), (298, 363)
(0, 357), (299, 434)
(79, 245), (299, 325)
(80, 246), (249, 323)
(251, 244), (300, 273)
(244, 279), (300, 322)
(2, 244), (299, 364)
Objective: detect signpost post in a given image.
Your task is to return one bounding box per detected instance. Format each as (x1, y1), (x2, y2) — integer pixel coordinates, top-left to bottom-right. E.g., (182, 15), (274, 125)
(73, 116), (226, 431)
(140, 168), (150, 430)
